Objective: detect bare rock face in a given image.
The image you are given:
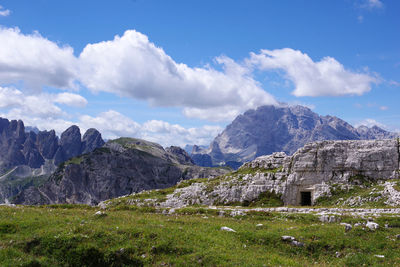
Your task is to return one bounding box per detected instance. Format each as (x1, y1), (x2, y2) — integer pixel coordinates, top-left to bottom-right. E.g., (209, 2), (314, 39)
(22, 132), (44, 168)
(14, 138), (230, 205)
(191, 105), (398, 168)
(0, 117), (105, 203)
(165, 146), (194, 165)
(162, 139), (400, 207)
(81, 128), (105, 154)
(36, 130), (59, 159)
(56, 125), (82, 165)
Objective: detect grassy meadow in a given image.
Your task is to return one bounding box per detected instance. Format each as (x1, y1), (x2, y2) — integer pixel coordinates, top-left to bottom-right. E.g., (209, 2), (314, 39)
(0, 205), (400, 266)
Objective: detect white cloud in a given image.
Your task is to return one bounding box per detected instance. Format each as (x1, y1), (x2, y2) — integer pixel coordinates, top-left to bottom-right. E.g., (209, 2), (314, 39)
(79, 110), (222, 147)
(141, 120), (222, 147)
(79, 110), (141, 139)
(361, 0), (384, 10)
(78, 30), (277, 121)
(0, 86), (87, 120)
(355, 118), (387, 129)
(0, 26), (383, 125)
(0, 6), (10, 17)
(54, 92), (88, 107)
(0, 27), (77, 91)
(249, 48), (377, 97)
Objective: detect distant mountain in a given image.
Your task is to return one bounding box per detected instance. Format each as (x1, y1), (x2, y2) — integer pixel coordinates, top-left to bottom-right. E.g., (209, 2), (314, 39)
(0, 117), (105, 202)
(14, 138), (229, 205)
(191, 105), (398, 168)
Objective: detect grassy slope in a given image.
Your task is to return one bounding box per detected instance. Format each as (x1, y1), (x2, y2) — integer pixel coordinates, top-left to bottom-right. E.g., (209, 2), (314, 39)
(1, 205), (400, 266)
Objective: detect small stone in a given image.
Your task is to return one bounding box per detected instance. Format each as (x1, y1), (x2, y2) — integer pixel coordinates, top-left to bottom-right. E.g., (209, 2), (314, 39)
(366, 221), (379, 230)
(340, 223), (352, 232)
(335, 252), (342, 258)
(230, 210), (246, 217)
(256, 224), (263, 227)
(94, 211), (106, 216)
(281, 235), (295, 242)
(221, 226), (236, 232)
(291, 240), (305, 247)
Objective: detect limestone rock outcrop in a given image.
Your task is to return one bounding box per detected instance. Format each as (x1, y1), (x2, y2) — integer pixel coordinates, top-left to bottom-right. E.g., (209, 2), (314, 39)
(161, 139), (400, 207)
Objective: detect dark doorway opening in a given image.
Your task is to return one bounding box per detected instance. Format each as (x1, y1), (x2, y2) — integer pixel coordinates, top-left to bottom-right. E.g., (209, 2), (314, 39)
(300, 191), (312, 206)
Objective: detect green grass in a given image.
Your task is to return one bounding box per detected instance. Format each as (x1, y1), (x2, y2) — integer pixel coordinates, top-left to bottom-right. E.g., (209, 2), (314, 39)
(64, 157), (84, 166)
(0, 205), (399, 266)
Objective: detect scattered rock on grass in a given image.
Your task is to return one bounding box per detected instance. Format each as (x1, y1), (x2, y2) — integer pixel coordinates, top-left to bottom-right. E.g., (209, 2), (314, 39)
(319, 215), (339, 223)
(281, 236), (295, 242)
(94, 211), (107, 217)
(291, 240), (305, 247)
(340, 223), (352, 232)
(366, 221), (379, 230)
(221, 226), (236, 232)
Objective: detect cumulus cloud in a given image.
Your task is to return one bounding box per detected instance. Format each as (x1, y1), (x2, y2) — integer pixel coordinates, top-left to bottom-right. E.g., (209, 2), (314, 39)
(79, 110), (141, 139)
(78, 30), (277, 121)
(361, 0), (384, 10)
(249, 48), (377, 97)
(0, 6), (10, 17)
(355, 118), (388, 129)
(0, 27), (381, 123)
(0, 27), (77, 91)
(54, 92), (88, 107)
(141, 120), (222, 147)
(79, 110), (222, 147)
(0, 86), (87, 119)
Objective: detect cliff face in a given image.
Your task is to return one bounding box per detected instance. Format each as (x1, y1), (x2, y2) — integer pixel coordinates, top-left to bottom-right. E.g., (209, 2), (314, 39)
(160, 139), (400, 207)
(0, 117), (105, 203)
(13, 138), (229, 205)
(191, 105), (398, 168)
(0, 117), (105, 173)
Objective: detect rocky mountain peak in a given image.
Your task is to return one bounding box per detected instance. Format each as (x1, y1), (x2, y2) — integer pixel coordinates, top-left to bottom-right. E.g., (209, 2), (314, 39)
(81, 128), (105, 154)
(191, 105), (399, 168)
(165, 146), (194, 165)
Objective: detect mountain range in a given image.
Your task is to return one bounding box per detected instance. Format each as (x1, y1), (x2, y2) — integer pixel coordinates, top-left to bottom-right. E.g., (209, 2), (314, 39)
(191, 105), (398, 168)
(0, 104), (398, 205)
(14, 138), (229, 205)
(0, 118), (105, 202)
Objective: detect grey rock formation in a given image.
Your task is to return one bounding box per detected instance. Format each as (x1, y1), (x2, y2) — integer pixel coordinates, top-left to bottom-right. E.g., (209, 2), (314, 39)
(192, 105), (398, 168)
(81, 128), (105, 154)
(56, 125), (82, 165)
(0, 117), (105, 203)
(22, 132), (44, 168)
(14, 138), (229, 205)
(159, 139), (400, 207)
(165, 146), (194, 165)
(36, 130), (59, 159)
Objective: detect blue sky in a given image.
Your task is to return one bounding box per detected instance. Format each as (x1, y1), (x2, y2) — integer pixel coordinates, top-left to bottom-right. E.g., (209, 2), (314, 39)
(0, 0), (398, 146)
